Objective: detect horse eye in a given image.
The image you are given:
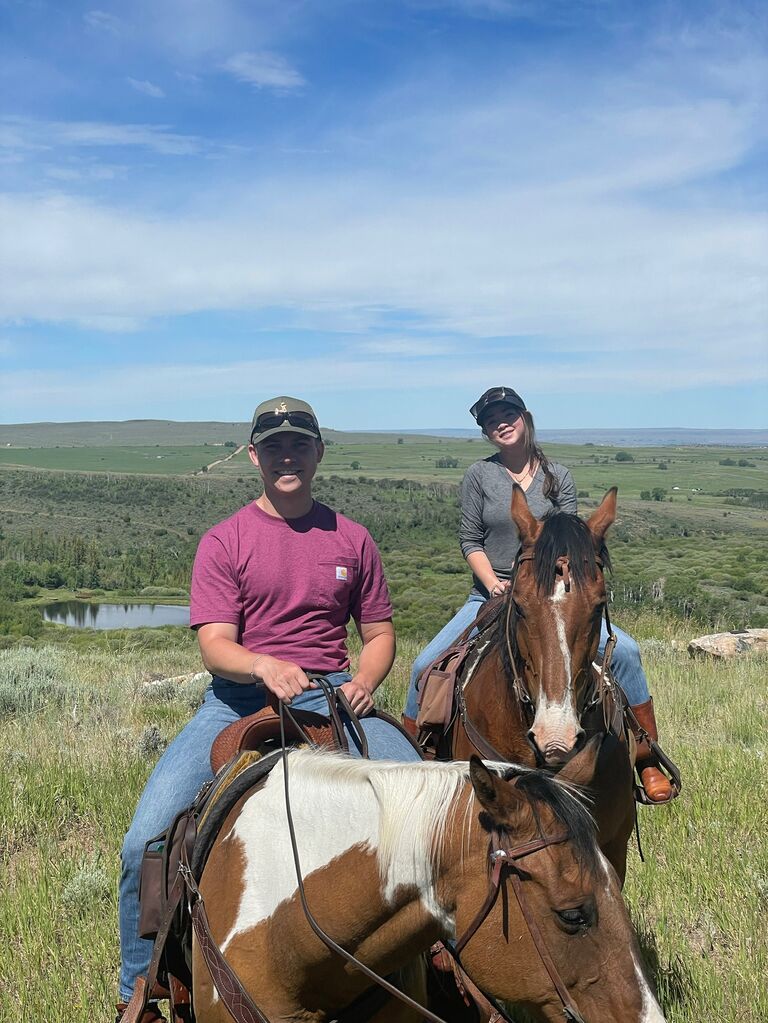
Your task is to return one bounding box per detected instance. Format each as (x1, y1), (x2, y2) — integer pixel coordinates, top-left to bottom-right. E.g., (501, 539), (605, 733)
(554, 905), (594, 933)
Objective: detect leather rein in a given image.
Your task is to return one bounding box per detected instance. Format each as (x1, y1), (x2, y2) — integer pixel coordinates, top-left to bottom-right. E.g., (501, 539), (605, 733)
(458, 546), (618, 764)
(184, 680), (588, 1023)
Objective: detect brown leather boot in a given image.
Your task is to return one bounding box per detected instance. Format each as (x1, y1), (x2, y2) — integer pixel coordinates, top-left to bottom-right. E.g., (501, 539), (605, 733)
(115, 1002), (166, 1023)
(401, 714), (418, 738)
(631, 698), (676, 803)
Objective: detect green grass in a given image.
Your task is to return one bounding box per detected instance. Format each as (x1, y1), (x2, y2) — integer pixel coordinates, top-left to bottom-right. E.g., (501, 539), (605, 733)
(0, 445), (227, 474)
(1, 624), (766, 1021)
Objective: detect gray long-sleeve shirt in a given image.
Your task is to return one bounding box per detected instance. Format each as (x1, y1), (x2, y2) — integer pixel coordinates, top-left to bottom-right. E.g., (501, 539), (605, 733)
(459, 455), (577, 595)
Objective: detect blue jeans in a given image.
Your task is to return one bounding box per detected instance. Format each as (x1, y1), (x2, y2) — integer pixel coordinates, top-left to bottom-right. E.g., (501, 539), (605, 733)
(403, 595), (650, 719)
(119, 672), (419, 1001)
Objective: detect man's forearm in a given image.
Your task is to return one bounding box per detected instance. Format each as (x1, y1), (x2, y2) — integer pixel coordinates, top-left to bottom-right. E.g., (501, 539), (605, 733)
(198, 634), (263, 684)
(353, 632), (396, 692)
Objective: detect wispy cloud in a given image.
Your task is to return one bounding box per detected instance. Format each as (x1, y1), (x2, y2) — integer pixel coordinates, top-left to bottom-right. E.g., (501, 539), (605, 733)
(0, 116), (200, 156)
(84, 9), (124, 35)
(127, 77), (166, 99)
(221, 51), (306, 91)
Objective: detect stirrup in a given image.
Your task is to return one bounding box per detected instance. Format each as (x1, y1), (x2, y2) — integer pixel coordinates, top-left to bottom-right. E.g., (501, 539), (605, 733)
(634, 736), (681, 806)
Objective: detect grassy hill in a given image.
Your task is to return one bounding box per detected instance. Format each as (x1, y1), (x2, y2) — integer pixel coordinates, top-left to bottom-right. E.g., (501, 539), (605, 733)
(0, 629), (765, 1021)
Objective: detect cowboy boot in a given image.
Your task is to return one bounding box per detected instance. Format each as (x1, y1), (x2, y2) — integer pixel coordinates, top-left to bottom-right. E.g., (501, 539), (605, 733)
(114, 1001), (166, 1023)
(401, 714), (418, 738)
(631, 698), (676, 803)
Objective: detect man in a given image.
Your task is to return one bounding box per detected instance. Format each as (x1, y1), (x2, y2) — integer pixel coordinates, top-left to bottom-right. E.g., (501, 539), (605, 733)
(117, 396), (418, 1022)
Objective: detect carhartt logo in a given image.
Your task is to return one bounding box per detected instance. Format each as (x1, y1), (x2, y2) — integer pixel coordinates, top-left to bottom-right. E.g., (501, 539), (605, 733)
(275, 401), (288, 413)
(336, 566), (348, 581)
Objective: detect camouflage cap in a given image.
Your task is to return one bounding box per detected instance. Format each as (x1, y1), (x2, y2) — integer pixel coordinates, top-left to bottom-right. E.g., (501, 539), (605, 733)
(250, 396), (321, 444)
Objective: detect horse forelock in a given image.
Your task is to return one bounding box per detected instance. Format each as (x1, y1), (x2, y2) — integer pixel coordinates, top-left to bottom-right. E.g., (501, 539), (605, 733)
(511, 769), (599, 877)
(532, 513), (610, 595)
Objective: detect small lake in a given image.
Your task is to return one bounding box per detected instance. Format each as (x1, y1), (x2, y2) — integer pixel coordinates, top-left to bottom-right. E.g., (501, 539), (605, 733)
(43, 601), (190, 630)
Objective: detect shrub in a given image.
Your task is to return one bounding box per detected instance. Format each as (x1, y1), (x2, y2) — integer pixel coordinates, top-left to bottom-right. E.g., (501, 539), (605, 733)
(0, 646), (77, 715)
(615, 451), (634, 462)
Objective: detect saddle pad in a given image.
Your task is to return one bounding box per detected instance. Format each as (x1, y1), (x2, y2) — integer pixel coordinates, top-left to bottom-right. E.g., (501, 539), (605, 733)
(192, 749), (283, 881)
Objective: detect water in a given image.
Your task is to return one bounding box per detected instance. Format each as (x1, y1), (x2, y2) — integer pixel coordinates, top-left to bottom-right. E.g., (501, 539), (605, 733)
(42, 601), (190, 630)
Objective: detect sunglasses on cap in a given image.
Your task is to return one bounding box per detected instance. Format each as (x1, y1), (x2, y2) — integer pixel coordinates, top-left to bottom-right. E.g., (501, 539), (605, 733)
(469, 386), (526, 423)
(252, 410), (319, 435)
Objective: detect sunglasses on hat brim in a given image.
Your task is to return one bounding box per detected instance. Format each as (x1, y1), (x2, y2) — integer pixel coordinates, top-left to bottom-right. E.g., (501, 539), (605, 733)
(251, 410), (319, 439)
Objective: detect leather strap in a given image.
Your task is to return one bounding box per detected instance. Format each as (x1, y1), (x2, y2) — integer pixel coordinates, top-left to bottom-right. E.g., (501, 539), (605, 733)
(509, 872), (586, 1022)
(182, 864), (272, 1023)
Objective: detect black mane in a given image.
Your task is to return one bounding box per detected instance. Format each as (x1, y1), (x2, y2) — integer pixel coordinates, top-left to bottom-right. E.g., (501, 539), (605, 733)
(502, 765), (599, 876)
(532, 512), (611, 595)
(494, 511), (611, 684)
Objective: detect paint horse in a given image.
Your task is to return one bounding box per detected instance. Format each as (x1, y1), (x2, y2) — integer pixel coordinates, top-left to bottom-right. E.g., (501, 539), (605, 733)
(192, 743), (665, 1022)
(450, 486), (637, 883)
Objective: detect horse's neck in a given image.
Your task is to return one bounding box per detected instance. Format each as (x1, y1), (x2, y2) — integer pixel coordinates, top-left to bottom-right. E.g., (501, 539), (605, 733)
(462, 646), (532, 762)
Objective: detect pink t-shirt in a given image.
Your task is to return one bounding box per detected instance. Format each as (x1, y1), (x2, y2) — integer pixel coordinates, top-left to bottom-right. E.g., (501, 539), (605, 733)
(190, 500), (393, 673)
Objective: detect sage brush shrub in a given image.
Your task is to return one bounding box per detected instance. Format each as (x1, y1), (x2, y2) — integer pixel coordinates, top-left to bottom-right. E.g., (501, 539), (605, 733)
(0, 646), (81, 716)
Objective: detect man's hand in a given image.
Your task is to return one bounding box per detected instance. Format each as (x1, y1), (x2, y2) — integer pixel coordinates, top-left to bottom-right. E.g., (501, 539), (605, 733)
(251, 654), (316, 704)
(339, 677), (375, 717)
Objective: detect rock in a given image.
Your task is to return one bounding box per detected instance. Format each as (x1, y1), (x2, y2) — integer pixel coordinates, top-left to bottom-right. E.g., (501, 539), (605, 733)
(688, 629), (768, 659)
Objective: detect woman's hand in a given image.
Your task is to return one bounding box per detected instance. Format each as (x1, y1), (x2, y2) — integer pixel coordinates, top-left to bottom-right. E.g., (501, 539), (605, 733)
(489, 579), (510, 598)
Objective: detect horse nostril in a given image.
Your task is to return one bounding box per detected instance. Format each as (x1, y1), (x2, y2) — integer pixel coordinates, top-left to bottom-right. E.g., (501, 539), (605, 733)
(573, 729), (587, 752)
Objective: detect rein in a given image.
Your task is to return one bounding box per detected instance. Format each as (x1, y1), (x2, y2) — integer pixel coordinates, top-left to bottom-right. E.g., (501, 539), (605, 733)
(454, 828), (587, 1023)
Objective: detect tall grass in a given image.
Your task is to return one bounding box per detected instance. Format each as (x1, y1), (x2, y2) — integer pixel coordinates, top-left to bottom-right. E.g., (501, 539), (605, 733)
(0, 629), (765, 1021)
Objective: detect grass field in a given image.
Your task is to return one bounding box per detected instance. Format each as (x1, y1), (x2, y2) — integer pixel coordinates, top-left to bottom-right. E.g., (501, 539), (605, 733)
(0, 619), (765, 1021)
(0, 445), (227, 475)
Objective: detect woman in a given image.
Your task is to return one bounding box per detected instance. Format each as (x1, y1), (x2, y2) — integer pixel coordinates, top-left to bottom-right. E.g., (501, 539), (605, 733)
(402, 385), (675, 803)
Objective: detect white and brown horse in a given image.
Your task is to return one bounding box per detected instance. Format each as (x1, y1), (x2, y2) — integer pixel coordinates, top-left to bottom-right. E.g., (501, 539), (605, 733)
(193, 744), (664, 1022)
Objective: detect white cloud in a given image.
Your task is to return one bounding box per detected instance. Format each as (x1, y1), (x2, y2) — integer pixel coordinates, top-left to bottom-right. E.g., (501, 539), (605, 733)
(0, 116), (200, 156)
(127, 78), (166, 99)
(222, 51), (305, 91)
(84, 9), (124, 35)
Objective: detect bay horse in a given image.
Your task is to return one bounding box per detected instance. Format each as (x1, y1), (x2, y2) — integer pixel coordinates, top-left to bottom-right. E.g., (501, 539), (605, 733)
(192, 743), (665, 1022)
(450, 485), (636, 883)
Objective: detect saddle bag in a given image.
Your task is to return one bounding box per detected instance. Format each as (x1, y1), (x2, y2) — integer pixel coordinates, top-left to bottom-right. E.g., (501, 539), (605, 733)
(416, 645), (468, 731)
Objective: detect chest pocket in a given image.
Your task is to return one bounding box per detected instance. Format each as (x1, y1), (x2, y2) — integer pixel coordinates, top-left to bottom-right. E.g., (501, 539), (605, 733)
(315, 558), (359, 611)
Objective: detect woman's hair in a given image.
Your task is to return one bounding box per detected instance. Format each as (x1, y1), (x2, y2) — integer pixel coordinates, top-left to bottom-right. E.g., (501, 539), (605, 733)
(481, 408), (562, 505)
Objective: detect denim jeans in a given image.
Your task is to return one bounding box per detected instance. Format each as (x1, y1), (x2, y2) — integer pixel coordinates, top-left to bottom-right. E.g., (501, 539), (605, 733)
(119, 672), (419, 1001)
(403, 594), (650, 719)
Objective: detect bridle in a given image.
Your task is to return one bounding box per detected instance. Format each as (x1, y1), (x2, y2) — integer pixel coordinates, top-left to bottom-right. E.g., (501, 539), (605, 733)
(459, 545), (618, 762)
(454, 826), (588, 1023)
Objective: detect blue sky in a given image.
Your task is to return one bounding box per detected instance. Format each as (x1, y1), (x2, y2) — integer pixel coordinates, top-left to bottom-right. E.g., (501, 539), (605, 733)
(1, 0), (766, 430)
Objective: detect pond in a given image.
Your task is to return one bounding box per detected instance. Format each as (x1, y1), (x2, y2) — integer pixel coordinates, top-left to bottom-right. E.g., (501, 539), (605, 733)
(42, 601), (190, 630)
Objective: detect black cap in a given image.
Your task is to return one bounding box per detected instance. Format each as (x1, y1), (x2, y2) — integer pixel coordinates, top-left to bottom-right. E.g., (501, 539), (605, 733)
(469, 387), (527, 424)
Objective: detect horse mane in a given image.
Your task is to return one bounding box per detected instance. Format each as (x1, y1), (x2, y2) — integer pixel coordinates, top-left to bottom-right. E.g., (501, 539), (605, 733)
(283, 751), (598, 888)
(285, 750), (472, 898)
(532, 512), (611, 595)
(506, 765), (600, 877)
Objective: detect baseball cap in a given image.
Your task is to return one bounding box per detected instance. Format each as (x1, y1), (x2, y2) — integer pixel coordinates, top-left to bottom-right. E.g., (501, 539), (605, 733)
(250, 396), (322, 444)
(469, 386), (527, 425)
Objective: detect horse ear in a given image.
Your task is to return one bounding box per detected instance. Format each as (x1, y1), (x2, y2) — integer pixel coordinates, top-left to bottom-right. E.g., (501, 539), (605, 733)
(469, 757), (525, 825)
(586, 487), (617, 543)
(510, 484), (542, 546)
(558, 734), (602, 788)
